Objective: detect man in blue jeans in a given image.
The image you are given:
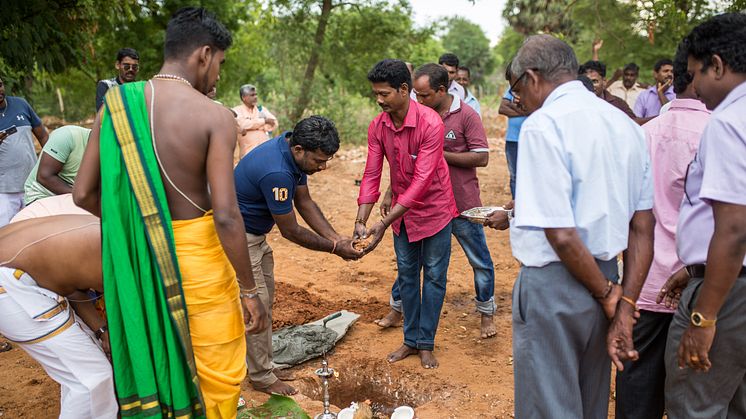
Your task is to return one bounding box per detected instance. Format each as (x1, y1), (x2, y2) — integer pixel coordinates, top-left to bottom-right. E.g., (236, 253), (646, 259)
(375, 63), (497, 339)
(498, 60), (529, 198)
(355, 59), (459, 368)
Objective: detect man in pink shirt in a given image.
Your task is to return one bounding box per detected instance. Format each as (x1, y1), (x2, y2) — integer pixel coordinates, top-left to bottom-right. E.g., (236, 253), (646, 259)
(232, 84), (278, 157)
(614, 46), (711, 419)
(354, 59), (458, 369)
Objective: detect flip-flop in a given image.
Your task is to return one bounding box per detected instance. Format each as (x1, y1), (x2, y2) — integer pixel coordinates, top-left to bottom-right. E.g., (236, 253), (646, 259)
(0, 341), (12, 353)
(237, 395), (247, 410)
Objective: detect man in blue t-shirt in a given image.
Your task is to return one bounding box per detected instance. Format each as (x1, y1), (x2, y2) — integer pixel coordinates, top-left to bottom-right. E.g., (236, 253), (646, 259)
(498, 62), (529, 198)
(0, 77), (49, 227)
(234, 115), (362, 396)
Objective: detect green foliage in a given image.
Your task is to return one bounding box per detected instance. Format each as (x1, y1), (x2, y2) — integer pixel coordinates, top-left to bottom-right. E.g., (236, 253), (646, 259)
(441, 17), (496, 85)
(239, 394), (311, 419)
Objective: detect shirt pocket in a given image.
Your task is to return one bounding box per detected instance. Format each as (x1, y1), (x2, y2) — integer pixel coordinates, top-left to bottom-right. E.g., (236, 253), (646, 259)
(401, 153), (417, 177)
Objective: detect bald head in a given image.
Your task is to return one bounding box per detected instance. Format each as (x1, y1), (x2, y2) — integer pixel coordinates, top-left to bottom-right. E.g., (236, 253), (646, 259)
(511, 34), (578, 84)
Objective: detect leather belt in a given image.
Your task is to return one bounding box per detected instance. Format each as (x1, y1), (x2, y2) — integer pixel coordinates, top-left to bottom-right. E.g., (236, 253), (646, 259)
(686, 264), (746, 278)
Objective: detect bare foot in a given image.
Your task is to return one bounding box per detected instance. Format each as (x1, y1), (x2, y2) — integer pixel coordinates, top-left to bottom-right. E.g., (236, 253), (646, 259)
(419, 350), (439, 369)
(253, 380), (298, 396)
(480, 314), (497, 339)
(387, 344), (417, 363)
(374, 309), (402, 328)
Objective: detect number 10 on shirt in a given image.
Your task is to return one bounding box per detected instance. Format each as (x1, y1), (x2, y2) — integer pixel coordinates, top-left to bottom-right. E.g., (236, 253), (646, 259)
(272, 187), (288, 201)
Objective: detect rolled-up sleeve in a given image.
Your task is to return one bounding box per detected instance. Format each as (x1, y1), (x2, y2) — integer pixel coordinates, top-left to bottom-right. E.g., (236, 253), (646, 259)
(357, 122), (384, 205)
(396, 121), (444, 209)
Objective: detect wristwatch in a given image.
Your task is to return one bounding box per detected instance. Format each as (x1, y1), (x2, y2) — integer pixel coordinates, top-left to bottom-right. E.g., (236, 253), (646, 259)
(690, 311), (716, 327)
(95, 325), (109, 340)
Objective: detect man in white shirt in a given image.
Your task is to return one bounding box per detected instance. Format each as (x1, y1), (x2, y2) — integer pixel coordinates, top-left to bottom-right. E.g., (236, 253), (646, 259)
(455, 66), (481, 117)
(438, 53), (466, 101)
(507, 34), (654, 418)
(608, 63), (646, 109)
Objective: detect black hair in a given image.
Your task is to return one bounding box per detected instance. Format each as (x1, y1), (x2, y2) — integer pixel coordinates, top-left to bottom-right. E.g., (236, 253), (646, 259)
(414, 63), (449, 92)
(681, 13), (746, 74)
(458, 66), (471, 77)
(116, 48), (139, 62)
(164, 7), (232, 60)
(290, 116), (340, 156)
(367, 59), (411, 91)
(504, 59), (514, 81)
(580, 60), (606, 78)
(438, 53), (459, 67)
(672, 44), (692, 94)
(577, 75), (595, 92)
(654, 58), (673, 72)
(623, 63), (639, 73)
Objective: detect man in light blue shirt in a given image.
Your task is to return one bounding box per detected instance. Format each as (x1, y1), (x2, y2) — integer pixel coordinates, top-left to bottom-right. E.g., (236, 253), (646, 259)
(507, 34), (654, 418)
(498, 62), (528, 199)
(455, 66), (481, 117)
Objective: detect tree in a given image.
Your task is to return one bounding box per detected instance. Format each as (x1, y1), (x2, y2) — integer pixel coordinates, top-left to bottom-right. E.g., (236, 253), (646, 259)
(441, 17), (496, 85)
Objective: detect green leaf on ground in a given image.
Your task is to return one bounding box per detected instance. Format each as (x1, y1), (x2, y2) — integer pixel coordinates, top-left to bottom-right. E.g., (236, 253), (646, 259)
(238, 394), (311, 419)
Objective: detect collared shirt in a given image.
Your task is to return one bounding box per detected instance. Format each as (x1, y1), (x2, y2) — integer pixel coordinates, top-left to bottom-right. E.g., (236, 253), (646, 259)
(234, 133), (307, 235)
(448, 80), (466, 101)
(601, 90), (637, 120)
(442, 95), (489, 212)
(608, 80), (645, 110)
(232, 103), (278, 157)
(0, 96), (43, 193)
(24, 126), (91, 205)
(634, 85), (676, 118)
(502, 90), (527, 142)
(677, 81), (746, 267)
(638, 98), (710, 312)
(463, 89), (481, 117)
(510, 81), (653, 267)
(358, 99), (458, 242)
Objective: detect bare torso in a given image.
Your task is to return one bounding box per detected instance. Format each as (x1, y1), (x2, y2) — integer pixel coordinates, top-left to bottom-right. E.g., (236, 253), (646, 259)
(144, 80), (233, 220)
(0, 215), (102, 296)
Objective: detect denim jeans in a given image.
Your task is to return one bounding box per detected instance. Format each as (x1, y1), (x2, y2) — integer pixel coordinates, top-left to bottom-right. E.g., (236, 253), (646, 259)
(505, 140), (518, 199)
(393, 221), (452, 351)
(390, 218), (495, 315)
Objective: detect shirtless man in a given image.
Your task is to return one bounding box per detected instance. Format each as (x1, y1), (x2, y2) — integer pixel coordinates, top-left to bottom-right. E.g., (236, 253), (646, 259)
(0, 215), (117, 418)
(74, 7), (267, 416)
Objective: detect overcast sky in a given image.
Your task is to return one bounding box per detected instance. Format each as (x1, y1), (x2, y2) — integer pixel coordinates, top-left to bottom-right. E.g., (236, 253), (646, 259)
(408, 0), (508, 46)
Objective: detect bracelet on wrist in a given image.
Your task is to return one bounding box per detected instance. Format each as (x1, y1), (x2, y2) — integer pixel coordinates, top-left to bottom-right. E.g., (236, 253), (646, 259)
(620, 296), (638, 311)
(240, 286), (258, 294)
(379, 218), (388, 228)
(593, 280), (613, 300)
(355, 218), (367, 226)
(240, 291), (259, 299)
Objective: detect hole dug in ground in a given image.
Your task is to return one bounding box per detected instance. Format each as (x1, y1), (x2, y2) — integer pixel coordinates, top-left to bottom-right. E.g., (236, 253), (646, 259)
(295, 357), (440, 418)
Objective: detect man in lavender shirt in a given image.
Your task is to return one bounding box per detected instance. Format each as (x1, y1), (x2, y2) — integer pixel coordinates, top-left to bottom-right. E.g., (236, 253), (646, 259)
(633, 58), (676, 122)
(614, 46), (711, 419)
(656, 13), (746, 418)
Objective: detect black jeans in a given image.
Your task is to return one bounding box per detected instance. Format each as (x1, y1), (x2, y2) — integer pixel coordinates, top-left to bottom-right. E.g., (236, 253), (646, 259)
(615, 309), (673, 419)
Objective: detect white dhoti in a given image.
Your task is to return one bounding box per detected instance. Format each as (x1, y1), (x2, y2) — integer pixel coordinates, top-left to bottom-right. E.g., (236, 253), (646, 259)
(0, 191), (24, 227)
(0, 267), (117, 419)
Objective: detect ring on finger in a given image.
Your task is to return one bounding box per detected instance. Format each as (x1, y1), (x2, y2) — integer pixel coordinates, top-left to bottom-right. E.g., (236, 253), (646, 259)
(690, 355), (699, 362)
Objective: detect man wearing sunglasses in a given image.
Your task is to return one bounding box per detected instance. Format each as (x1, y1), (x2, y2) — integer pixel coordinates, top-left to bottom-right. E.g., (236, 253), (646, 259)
(95, 48), (140, 111)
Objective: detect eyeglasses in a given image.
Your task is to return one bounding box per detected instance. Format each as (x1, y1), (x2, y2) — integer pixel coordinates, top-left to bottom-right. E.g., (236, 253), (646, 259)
(122, 64), (139, 71)
(508, 71), (527, 98)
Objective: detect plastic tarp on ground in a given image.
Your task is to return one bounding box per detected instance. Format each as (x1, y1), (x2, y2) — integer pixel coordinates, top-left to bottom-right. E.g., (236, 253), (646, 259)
(272, 310), (360, 369)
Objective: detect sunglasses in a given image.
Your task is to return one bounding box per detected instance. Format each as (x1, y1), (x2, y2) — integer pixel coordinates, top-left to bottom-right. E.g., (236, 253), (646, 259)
(122, 64), (139, 71)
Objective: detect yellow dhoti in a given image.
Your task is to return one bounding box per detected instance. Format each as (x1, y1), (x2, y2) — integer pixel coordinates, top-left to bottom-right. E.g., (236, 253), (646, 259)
(173, 214), (246, 419)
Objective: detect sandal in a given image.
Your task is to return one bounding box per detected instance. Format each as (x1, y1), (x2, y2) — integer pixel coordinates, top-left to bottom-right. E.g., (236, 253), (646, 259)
(0, 341), (11, 353)
(237, 395), (247, 410)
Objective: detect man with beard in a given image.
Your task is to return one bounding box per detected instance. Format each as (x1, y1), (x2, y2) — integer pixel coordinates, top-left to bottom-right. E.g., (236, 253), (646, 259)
(634, 58), (676, 121)
(75, 8), (268, 418)
(95, 48), (140, 112)
(608, 63), (646, 110)
(233, 115), (362, 395)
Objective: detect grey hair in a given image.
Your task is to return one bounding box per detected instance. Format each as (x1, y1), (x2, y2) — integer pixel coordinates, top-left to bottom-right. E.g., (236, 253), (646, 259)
(239, 84), (256, 98)
(510, 34), (578, 84)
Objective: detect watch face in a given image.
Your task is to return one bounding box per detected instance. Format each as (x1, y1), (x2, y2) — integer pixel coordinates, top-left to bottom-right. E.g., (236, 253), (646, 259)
(692, 312), (702, 325)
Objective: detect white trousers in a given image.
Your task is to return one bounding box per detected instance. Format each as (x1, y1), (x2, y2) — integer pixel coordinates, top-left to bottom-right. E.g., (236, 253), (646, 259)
(0, 192), (24, 227)
(0, 291), (117, 418)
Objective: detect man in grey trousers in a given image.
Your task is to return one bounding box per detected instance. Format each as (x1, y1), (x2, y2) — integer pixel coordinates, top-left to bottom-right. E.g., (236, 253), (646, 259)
(505, 35), (654, 418)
